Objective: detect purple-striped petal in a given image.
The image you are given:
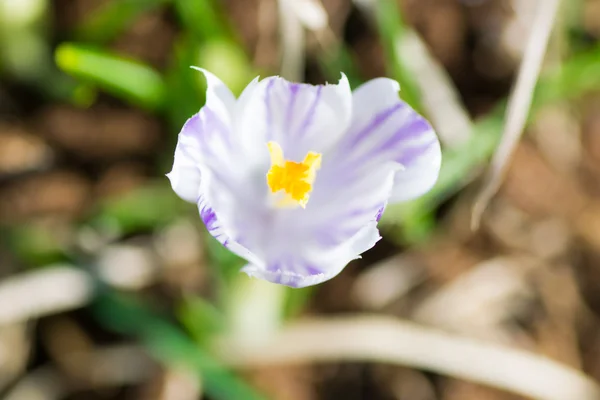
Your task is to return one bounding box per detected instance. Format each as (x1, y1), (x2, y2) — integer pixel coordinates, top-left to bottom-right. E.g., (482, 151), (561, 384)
(339, 78), (441, 203)
(236, 163), (396, 287)
(236, 74), (352, 161)
(168, 70), (267, 269)
(167, 70), (238, 203)
(241, 220), (382, 288)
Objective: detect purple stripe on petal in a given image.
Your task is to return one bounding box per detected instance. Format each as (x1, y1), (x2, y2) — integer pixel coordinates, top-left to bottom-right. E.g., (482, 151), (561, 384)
(181, 107), (231, 158)
(265, 261), (289, 285)
(305, 265), (322, 276)
(182, 112), (201, 133)
(199, 203), (218, 232)
(180, 114), (202, 144)
(286, 83), (300, 124)
(395, 138), (438, 166)
(264, 257), (323, 285)
(348, 102), (406, 147)
(401, 116), (433, 142)
(198, 196), (231, 245)
(373, 117), (432, 155)
(352, 119), (433, 166)
(296, 86), (323, 137)
(266, 264), (280, 276)
(267, 255), (287, 273)
(375, 206), (385, 222)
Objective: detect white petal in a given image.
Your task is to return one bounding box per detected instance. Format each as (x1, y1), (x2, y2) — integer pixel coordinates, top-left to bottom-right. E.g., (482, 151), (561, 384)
(191, 67), (236, 125)
(198, 168), (266, 268)
(239, 166), (396, 288)
(241, 220), (381, 288)
(167, 70), (238, 204)
(390, 138), (441, 202)
(166, 141), (202, 203)
(339, 77), (442, 203)
(235, 73), (352, 161)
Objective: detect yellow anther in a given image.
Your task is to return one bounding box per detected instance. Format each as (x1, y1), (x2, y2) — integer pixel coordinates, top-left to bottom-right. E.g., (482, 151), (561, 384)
(266, 141), (322, 208)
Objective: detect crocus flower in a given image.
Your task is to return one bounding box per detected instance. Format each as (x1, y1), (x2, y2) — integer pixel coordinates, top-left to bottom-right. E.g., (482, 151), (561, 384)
(167, 69), (441, 288)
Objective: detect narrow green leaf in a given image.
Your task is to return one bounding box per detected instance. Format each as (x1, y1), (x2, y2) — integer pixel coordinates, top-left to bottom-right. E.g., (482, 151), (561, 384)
(318, 44), (363, 89)
(196, 39), (255, 96)
(94, 291), (266, 400)
(535, 47), (600, 104)
(283, 286), (315, 318)
(55, 43), (166, 110)
(174, 0), (229, 40)
(375, 0), (422, 111)
(164, 36), (206, 131)
(177, 296), (225, 345)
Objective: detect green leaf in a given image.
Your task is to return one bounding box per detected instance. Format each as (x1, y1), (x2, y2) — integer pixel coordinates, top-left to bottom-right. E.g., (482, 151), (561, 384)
(283, 286), (314, 318)
(94, 291), (266, 400)
(164, 36), (206, 131)
(196, 39), (255, 96)
(204, 231), (246, 284)
(90, 184), (185, 234)
(174, 0), (229, 40)
(5, 225), (70, 266)
(55, 43), (166, 110)
(375, 0), (422, 111)
(318, 44), (363, 89)
(177, 295), (226, 345)
(535, 47), (600, 104)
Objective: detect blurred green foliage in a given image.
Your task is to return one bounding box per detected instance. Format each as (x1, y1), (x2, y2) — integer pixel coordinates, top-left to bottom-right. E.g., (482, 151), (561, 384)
(76, 0), (172, 43)
(6, 224), (70, 266)
(90, 184), (185, 235)
(56, 43), (167, 110)
(95, 290), (266, 400)
(375, 0), (422, 111)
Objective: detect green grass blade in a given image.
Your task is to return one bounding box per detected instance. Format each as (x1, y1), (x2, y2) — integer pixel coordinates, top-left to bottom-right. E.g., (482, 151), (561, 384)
(174, 0), (229, 40)
(94, 291), (266, 400)
(55, 43), (166, 110)
(164, 36), (206, 131)
(375, 0), (422, 111)
(318, 43), (363, 89)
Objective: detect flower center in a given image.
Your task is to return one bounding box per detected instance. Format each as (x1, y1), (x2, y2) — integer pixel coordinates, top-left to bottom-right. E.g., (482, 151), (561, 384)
(266, 141), (322, 208)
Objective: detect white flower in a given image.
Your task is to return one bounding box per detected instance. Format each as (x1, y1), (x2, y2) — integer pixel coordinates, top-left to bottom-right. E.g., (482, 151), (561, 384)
(168, 69), (441, 288)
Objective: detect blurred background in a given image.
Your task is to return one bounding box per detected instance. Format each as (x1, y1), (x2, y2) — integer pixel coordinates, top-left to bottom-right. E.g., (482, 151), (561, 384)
(1, 0), (600, 399)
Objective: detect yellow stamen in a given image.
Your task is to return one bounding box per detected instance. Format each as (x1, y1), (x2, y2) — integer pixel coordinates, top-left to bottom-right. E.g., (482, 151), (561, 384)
(266, 141), (322, 208)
